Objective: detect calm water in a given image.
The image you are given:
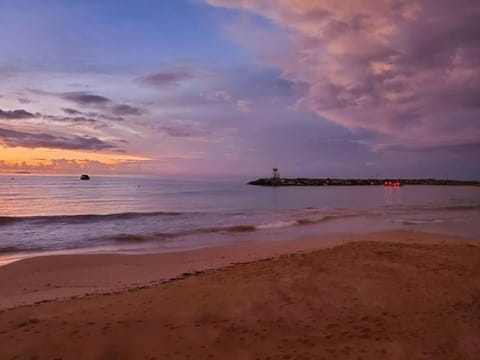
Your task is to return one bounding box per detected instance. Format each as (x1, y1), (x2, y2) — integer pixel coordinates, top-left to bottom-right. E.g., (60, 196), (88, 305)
(0, 175), (479, 262)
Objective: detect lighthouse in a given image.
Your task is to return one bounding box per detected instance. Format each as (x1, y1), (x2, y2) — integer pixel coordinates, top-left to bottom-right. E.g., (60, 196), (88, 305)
(272, 168), (280, 180)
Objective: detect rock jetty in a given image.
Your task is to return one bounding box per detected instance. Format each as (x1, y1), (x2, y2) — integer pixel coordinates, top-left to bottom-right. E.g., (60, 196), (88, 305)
(248, 178), (480, 186)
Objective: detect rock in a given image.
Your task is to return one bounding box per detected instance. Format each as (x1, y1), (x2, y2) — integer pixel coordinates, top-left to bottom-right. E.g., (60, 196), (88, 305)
(80, 174), (90, 180)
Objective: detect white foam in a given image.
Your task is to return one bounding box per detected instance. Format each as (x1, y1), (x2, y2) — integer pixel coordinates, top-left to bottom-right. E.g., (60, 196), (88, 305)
(257, 220), (297, 230)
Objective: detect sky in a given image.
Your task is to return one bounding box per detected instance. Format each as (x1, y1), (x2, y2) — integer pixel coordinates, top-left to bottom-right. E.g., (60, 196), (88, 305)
(0, 0), (479, 178)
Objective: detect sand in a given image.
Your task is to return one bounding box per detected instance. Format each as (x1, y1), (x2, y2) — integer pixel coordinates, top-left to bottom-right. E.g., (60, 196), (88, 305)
(0, 230), (479, 359)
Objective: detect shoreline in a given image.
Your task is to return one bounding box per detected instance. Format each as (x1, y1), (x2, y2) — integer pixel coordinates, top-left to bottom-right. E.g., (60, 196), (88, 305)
(0, 230), (474, 311)
(1, 230), (351, 310)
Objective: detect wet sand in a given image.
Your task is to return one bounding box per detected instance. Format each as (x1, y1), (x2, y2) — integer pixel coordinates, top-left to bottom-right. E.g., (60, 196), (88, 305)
(1, 230), (479, 359)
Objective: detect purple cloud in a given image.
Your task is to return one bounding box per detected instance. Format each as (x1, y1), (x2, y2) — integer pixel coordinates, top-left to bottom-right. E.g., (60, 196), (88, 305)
(138, 69), (194, 87)
(0, 108), (38, 119)
(111, 104), (144, 116)
(61, 108), (124, 121)
(62, 92), (112, 105)
(18, 97), (32, 104)
(205, 0), (480, 150)
(42, 115), (110, 129)
(0, 127), (115, 150)
(97, 113), (125, 122)
(61, 95), (142, 117)
(62, 108), (84, 116)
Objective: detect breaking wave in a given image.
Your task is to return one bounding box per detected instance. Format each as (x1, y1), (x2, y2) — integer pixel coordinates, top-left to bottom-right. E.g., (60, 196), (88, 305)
(107, 214), (360, 244)
(0, 211), (183, 226)
(0, 245), (42, 254)
(395, 219), (445, 225)
(109, 225), (257, 243)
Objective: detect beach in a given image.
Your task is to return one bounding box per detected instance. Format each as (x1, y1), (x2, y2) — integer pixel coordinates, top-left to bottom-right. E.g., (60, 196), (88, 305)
(2, 0), (480, 358)
(1, 230), (479, 359)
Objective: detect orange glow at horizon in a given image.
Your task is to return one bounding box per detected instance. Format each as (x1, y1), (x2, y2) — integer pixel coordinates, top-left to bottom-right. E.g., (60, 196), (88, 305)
(0, 146), (151, 168)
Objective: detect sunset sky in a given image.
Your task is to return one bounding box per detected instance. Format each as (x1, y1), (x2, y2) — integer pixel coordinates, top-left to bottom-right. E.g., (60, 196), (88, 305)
(0, 0), (479, 178)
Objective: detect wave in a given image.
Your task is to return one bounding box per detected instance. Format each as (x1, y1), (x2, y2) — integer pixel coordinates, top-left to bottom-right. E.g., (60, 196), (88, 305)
(436, 204), (480, 211)
(0, 211), (183, 226)
(109, 234), (151, 243)
(224, 225), (257, 233)
(0, 216), (20, 226)
(296, 214), (357, 226)
(395, 219), (445, 225)
(0, 245), (41, 254)
(156, 224), (257, 237)
(108, 214), (361, 244)
(412, 203), (480, 212)
(109, 225), (257, 243)
(107, 212), (366, 244)
(257, 220), (298, 229)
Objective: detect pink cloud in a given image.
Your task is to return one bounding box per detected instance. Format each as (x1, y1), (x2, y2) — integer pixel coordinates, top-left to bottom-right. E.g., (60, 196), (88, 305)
(206, 0), (480, 150)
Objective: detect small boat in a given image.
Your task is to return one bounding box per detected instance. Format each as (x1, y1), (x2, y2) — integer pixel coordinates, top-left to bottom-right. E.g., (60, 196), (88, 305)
(80, 174), (90, 180)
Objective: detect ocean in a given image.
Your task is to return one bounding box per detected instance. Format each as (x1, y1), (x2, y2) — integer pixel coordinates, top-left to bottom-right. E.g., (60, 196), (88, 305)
(0, 175), (479, 263)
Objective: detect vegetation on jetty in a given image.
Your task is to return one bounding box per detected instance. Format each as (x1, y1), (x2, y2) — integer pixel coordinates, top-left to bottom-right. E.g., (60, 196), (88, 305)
(248, 178), (480, 186)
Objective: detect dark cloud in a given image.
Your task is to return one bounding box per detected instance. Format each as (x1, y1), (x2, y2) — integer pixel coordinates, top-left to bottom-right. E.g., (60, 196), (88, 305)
(61, 95), (143, 117)
(0, 127), (115, 150)
(42, 115), (109, 129)
(111, 104), (144, 116)
(138, 68), (196, 88)
(18, 97), (32, 104)
(98, 113), (125, 122)
(62, 92), (112, 105)
(44, 115), (95, 124)
(62, 108), (84, 116)
(0, 108), (39, 119)
(61, 108), (124, 121)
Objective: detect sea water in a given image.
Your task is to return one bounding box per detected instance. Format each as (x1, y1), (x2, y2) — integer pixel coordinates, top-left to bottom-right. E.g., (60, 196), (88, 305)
(0, 175), (479, 262)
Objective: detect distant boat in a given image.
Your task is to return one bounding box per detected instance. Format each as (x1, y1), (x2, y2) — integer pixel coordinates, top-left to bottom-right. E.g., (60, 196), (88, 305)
(80, 174), (90, 180)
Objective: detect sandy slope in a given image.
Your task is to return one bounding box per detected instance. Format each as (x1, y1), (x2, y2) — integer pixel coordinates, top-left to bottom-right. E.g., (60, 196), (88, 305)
(0, 231), (479, 359)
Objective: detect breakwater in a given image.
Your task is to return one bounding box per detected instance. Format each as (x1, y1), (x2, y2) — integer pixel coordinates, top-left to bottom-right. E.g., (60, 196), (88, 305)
(248, 178), (480, 186)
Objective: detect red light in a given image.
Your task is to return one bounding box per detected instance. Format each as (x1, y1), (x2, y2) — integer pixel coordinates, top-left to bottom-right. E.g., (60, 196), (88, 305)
(384, 181), (400, 187)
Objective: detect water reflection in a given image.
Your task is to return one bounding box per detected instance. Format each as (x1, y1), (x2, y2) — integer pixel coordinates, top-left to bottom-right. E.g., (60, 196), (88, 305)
(384, 186), (402, 205)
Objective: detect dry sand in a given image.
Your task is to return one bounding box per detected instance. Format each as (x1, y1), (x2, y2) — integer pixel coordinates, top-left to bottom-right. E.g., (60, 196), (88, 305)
(0, 230), (479, 359)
